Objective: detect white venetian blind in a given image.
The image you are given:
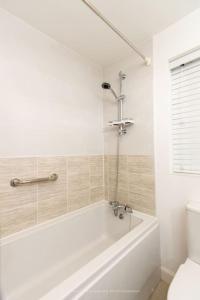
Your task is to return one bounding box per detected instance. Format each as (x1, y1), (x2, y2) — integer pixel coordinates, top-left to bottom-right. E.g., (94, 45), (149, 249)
(170, 49), (200, 174)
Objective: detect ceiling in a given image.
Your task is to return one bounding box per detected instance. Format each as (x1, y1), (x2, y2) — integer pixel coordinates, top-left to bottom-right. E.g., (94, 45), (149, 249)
(0, 0), (200, 66)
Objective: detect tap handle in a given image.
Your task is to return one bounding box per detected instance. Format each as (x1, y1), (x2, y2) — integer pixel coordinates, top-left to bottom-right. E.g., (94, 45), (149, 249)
(109, 201), (119, 207)
(125, 205), (133, 213)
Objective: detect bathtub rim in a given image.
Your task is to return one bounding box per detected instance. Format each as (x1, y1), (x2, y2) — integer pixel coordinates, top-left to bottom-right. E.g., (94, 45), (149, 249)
(0, 200), (107, 245)
(1, 200), (159, 300)
(0, 200), (155, 246)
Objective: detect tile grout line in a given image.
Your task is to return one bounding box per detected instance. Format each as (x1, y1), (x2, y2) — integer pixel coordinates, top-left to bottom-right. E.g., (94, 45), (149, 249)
(108, 155), (111, 202)
(65, 157), (68, 212)
(35, 157), (39, 225)
(126, 155), (130, 206)
(88, 156), (91, 205)
(102, 154), (105, 200)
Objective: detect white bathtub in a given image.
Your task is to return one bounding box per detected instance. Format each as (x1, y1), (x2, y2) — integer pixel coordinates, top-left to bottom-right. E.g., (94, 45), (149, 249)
(1, 200), (160, 300)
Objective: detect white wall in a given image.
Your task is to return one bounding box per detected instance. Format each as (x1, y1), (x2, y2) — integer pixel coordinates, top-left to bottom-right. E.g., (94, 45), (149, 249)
(103, 41), (154, 155)
(0, 8), (104, 157)
(154, 8), (200, 279)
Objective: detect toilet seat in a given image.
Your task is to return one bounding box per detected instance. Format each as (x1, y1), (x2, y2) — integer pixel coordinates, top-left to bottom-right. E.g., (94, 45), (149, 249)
(168, 258), (200, 300)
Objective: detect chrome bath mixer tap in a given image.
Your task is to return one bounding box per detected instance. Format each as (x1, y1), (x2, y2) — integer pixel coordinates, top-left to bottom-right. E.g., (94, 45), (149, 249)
(109, 201), (133, 219)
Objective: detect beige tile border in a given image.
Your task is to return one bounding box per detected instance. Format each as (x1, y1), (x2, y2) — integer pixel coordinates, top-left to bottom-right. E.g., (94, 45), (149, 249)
(0, 154), (155, 237)
(0, 155), (105, 237)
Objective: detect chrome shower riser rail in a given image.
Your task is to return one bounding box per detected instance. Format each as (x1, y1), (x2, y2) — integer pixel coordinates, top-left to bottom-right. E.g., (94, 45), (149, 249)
(81, 0), (151, 66)
(10, 173), (58, 187)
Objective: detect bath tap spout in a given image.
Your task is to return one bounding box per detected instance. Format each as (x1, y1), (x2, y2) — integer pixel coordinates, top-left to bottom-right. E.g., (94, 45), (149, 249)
(109, 201), (132, 218)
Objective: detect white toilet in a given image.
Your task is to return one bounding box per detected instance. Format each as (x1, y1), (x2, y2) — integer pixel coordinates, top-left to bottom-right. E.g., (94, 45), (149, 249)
(168, 201), (200, 299)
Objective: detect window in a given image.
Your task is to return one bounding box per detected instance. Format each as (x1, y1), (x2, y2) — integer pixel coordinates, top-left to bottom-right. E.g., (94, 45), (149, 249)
(170, 48), (200, 174)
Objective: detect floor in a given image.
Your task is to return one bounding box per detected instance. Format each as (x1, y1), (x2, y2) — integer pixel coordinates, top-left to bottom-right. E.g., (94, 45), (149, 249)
(149, 281), (169, 300)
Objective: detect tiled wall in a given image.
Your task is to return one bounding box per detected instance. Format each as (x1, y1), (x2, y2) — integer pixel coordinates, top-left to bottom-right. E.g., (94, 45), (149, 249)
(0, 156), (104, 237)
(0, 155), (155, 237)
(104, 155), (155, 215)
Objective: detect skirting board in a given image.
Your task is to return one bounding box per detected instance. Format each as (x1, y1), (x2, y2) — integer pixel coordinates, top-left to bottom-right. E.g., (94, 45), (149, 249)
(161, 267), (175, 284)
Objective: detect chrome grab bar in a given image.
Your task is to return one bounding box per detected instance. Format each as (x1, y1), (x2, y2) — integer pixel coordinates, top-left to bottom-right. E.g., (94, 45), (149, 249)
(10, 173), (58, 187)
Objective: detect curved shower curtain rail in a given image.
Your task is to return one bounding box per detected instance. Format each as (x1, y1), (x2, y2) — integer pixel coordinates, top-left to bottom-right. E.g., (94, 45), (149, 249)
(81, 0), (151, 66)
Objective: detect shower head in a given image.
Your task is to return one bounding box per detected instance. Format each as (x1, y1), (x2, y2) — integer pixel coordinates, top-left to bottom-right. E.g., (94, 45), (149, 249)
(102, 82), (111, 90)
(101, 82), (118, 99)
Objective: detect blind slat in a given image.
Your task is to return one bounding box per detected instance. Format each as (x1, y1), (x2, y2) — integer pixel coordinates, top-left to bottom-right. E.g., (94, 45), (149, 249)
(172, 92), (200, 101)
(172, 71), (200, 85)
